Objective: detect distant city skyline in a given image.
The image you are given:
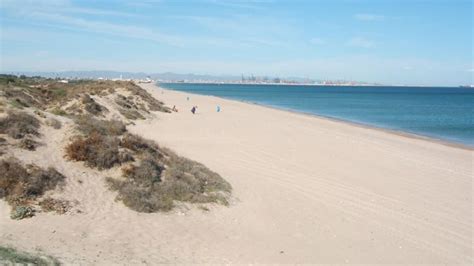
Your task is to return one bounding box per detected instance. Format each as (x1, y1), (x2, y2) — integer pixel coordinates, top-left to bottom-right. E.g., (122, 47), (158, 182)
(2, 70), (385, 86)
(0, 0), (472, 86)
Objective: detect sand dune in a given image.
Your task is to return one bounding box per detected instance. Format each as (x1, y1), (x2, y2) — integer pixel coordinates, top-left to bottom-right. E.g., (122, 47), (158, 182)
(1, 83), (472, 264)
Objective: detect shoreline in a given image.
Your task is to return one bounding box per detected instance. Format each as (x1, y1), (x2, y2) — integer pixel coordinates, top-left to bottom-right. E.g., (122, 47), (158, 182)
(157, 85), (473, 151)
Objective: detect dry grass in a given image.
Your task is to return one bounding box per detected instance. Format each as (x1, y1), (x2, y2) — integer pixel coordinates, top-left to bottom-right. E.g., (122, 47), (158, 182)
(0, 110), (40, 139)
(0, 157), (66, 219)
(39, 197), (71, 214)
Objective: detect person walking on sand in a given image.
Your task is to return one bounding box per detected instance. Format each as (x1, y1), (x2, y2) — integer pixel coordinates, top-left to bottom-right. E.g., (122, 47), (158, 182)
(216, 105), (221, 112)
(191, 106), (197, 114)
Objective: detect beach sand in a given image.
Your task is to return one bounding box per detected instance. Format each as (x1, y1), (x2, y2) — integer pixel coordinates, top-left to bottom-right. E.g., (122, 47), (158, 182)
(1, 83), (472, 264)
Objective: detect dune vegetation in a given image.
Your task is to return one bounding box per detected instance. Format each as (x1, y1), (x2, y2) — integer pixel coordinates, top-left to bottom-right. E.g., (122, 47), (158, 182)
(0, 74), (231, 220)
(0, 246), (60, 265)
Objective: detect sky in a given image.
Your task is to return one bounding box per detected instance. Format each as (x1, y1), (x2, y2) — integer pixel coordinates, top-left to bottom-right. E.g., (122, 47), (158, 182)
(0, 0), (472, 86)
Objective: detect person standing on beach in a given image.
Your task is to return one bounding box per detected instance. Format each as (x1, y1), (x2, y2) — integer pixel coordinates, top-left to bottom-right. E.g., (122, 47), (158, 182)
(191, 106), (197, 114)
(217, 105), (221, 112)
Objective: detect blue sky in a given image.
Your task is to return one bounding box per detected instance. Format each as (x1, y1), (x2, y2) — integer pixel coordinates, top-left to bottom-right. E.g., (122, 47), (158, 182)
(0, 0), (472, 85)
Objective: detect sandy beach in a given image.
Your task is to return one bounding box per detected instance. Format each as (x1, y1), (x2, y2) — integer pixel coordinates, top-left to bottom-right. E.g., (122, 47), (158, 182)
(0, 82), (472, 264)
(133, 83), (473, 264)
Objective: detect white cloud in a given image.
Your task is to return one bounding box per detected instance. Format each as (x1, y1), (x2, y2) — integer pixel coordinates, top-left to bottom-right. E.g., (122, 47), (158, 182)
(309, 38), (325, 45)
(168, 14), (293, 47)
(347, 37), (375, 48)
(26, 11), (184, 46)
(354, 13), (385, 21)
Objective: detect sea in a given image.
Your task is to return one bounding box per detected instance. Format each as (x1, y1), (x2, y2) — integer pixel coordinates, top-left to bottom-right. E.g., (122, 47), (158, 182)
(159, 83), (474, 147)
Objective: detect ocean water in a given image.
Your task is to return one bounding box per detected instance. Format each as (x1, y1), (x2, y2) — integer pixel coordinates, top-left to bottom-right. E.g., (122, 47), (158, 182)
(159, 83), (474, 146)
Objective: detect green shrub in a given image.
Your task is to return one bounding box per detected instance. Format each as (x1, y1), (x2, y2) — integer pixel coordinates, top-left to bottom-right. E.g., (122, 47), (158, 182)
(0, 246), (60, 265)
(10, 206), (35, 220)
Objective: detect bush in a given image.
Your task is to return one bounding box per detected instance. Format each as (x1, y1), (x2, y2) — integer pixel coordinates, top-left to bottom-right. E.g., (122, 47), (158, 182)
(121, 133), (162, 157)
(166, 155), (232, 195)
(75, 115), (126, 136)
(0, 158), (66, 219)
(10, 206), (35, 220)
(82, 94), (108, 116)
(65, 132), (130, 169)
(122, 156), (164, 185)
(107, 138), (231, 212)
(18, 137), (40, 151)
(0, 111), (40, 139)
